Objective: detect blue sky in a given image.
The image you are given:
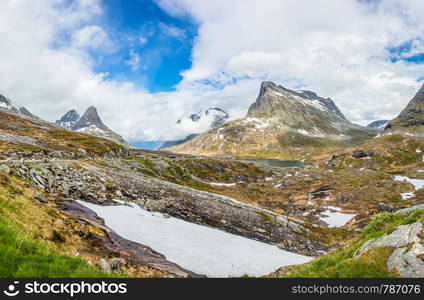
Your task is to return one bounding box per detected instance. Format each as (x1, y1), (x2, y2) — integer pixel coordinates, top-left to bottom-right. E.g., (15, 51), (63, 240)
(1, 0), (424, 144)
(90, 0), (197, 92)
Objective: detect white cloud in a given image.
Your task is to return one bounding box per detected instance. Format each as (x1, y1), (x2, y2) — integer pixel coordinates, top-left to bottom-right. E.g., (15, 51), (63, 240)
(158, 0), (424, 125)
(0, 0), (424, 144)
(71, 25), (113, 50)
(125, 50), (142, 72)
(158, 22), (187, 40)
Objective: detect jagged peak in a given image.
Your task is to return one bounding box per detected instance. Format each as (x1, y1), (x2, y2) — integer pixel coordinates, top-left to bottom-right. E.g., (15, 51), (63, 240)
(72, 106), (105, 131)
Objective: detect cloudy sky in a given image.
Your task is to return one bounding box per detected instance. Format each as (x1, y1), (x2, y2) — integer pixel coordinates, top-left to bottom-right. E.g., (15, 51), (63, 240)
(1, 0), (424, 144)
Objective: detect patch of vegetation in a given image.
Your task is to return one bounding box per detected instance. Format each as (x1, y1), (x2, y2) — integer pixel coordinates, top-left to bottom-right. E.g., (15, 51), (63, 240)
(271, 210), (424, 278)
(0, 174), (111, 277)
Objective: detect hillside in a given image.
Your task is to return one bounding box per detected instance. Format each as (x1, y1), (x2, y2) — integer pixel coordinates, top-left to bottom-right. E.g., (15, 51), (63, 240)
(167, 81), (377, 160)
(385, 83), (424, 136)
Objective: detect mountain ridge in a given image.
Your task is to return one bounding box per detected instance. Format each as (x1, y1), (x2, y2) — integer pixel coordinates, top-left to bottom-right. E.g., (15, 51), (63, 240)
(385, 83), (424, 135)
(166, 81), (377, 158)
(56, 107), (132, 148)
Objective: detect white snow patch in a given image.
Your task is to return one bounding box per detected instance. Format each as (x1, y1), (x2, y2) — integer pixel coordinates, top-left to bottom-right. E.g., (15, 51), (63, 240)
(77, 201), (312, 277)
(320, 206), (356, 228)
(209, 182), (237, 187)
(394, 176), (424, 191)
(401, 192), (415, 200)
(265, 177), (273, 182)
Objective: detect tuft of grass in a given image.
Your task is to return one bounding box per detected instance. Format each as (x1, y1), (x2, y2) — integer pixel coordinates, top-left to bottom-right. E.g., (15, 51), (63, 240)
(0, 217), (111, 278)
(271, 210), (424, 278)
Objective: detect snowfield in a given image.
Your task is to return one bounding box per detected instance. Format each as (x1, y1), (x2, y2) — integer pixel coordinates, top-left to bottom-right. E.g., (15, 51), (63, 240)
(320, 206), (356, 228)
(78, 201), (312, 278)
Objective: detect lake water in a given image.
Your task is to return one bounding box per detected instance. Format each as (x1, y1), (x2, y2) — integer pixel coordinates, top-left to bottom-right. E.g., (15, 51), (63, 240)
(246, 158), (311, 168)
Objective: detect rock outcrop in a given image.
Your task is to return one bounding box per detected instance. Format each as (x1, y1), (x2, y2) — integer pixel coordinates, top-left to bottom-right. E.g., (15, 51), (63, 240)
(55, 109), (80, 130)
(385, 83), (424, 135)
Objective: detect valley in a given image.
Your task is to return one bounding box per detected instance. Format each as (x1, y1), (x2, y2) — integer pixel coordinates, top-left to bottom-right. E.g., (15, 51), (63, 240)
(0, 80), (423, 278)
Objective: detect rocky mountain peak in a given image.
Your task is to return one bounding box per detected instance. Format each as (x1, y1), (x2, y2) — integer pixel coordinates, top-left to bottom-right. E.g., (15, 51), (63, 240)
(177, 107), (229, 129)
(385, 83), (424, 132)
(0, 94), (19, 114)
(248, 81), (347, 124)
(0, 94), (41, 120)
(72, 106), (105, 131)
(55, 109), (80, 130)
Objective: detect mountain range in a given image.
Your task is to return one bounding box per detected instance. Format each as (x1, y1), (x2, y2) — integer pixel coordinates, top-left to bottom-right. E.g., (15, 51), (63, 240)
(56, 107), (132, 147)
(156, 107), (230, 150)
(166, 81), (379, 157)
(0, 94), (41, 121)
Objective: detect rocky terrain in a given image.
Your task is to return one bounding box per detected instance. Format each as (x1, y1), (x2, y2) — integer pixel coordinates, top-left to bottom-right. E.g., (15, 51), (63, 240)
(167, 81), (378, 159)
(0, 81), (422, 278)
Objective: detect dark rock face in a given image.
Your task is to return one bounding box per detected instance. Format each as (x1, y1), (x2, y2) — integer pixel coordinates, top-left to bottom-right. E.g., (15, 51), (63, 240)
(352, 150), (374, 159)
(367, 120), (389, 129)
(385, 84), (424, 131)
(0, 94), (19, 114)
(0, 94), (40, 120)
(72, 106), (105, 131)
(180, 107), (229, 128)
(247, 81), (348, 124)
(55, 109), (80, 130)
(55, 106), (132, 148)
(19, 107), (41, 120)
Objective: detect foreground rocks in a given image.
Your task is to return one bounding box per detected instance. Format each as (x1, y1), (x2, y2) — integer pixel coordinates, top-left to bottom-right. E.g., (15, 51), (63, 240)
(354, 220), (424, 277)
(5, 160), (327, 256)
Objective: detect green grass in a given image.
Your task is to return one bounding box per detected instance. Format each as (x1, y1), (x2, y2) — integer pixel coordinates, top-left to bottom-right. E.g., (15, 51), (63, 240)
(0, 217), (110, 278)
(0, 174), (111, 278)
(272, 210), (424, 278)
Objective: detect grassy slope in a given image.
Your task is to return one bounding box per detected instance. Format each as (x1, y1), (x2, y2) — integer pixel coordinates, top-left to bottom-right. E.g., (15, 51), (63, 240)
(0, 173), (110, 277)
(271, 210), (424, 278)
(0, 112), (126, 158)
(0, 172), (171, 278)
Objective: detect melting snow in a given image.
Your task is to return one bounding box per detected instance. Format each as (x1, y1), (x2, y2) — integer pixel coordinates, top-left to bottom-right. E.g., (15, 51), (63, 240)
(77, 201), (312, 277)
(209, 182), (236, 187)
(320, 206), (356, 228)
(394, 176), (424, 200)
(394, 176), (424, 191)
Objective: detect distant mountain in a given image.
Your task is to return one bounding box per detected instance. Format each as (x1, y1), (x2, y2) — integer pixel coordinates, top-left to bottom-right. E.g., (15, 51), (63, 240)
(55, 109), (80, 130)
(177, 108), (229, 129)
(385, 83), (424, 135)
(158, 107), (229, 150)
(158, 134), (199, 150)
(0, 94), (41, 121)
(167, 81), (377, 157)
(367, 120), (389, 130)
(56, 107), (132, 148)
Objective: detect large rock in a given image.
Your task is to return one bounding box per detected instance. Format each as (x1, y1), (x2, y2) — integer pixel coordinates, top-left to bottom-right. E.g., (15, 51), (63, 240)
(354, 222), (424, 277)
